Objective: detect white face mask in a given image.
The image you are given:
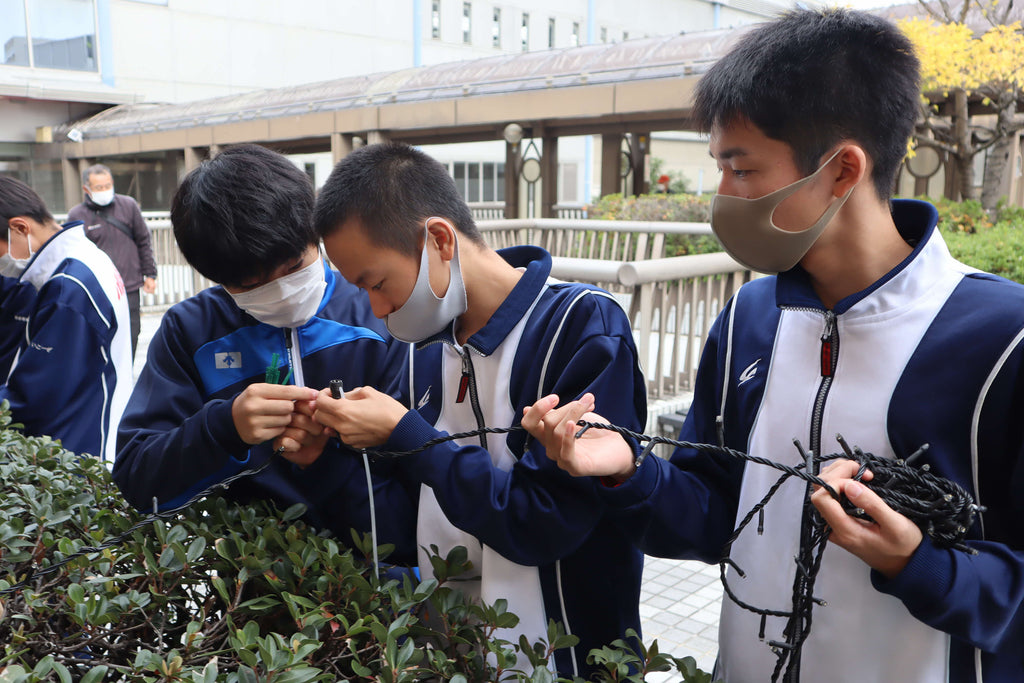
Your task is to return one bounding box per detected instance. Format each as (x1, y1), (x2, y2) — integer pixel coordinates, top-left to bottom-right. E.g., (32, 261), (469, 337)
(228, 256), (326, 329)
(0, 252), (28, 278)
(385, 218), (468, 343)
(89, 188), (115, 206)
(710, 149), (853, 274)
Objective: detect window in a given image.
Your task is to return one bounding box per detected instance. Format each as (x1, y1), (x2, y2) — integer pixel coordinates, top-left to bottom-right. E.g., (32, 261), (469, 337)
(431, 0), (441, 39)
(560, 163), (579, 203)
(492, 7), (500, 48)
(451, 162), (506, 203)
(3, 0), (98, 71)
(520, 12), (529, 51)
(571, 21), (580, 47)
(547, 17), (555, 48)
(600, 26), (607, 43)
(462, 2), (471, 44)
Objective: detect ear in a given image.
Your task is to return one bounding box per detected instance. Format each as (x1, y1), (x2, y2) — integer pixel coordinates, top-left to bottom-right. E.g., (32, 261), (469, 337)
(425, 218), (458, 261)
(7, 216), (31, 238)
(832, 144), (867, 198)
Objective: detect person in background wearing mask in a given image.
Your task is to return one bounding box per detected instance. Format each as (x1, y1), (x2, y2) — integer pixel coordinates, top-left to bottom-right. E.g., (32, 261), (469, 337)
(113, 144), (416, 562)
(309, 142), (646, 680)
(0, 176), (132, 463)
(68, 163), (157, 359)
(522, 9), (1024, 683)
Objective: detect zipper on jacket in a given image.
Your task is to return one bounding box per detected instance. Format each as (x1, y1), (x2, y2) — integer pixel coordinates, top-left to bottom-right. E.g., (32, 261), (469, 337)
(284, 328), (305, 388)
(459, 346), (488, 449)
(779, 308), (839, 682)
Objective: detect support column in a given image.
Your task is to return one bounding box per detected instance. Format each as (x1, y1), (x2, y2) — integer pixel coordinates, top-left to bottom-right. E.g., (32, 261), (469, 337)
(540, 134), (559, 218)
(61, 157), (81, 212)
(184, 147), (204, 175)
(504, 141), (520, 219)
(600, 134), (622, 198)
(630, 132), (650, 196)
(331, 133), (354, 165)
(366, 130), (388, 145)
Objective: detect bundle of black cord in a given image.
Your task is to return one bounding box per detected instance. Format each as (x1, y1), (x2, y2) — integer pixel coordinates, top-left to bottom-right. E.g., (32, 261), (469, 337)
(827, 435), (984, 554)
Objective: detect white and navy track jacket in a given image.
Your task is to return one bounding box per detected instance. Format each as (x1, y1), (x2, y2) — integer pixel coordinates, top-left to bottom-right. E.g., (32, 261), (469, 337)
(603, 199), (1024, 682)
(113, 262), (418, 561)
(0, 222), (132, 463)
(380, 245), (647, 679)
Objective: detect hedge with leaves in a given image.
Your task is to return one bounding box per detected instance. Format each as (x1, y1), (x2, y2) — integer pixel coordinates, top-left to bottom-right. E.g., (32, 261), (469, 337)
(0, 406), (715, 682)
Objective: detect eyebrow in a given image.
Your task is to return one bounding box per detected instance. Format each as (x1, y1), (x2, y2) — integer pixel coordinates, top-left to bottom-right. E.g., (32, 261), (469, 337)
(709, 147), (749, 160)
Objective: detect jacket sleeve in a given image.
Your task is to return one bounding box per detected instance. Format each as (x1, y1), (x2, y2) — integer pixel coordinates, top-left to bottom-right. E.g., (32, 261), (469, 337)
(871, 340), (1024, 655)
(597, 300), (746, 563)
(113, 311), (254, 510)
(127, 198), (157, 279)
(383, 293), (644, 567)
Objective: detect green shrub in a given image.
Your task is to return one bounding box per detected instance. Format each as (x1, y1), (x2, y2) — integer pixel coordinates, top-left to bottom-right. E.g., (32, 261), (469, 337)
(0, 406), (715, 682)
(588, 193), (722, 258)
(922, 196), (1024, 283)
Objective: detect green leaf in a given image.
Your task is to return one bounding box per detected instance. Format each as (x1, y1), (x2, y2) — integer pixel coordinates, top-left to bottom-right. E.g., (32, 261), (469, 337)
(80, 666), (109, 683)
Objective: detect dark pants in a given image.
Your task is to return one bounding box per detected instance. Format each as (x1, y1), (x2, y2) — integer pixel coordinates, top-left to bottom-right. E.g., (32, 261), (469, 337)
(127, 288), (141, 360)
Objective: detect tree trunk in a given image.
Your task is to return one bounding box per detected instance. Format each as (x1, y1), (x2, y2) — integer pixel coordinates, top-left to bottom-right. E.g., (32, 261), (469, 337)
(981, 90), (1018, 211)
(953, 89), (979, 201)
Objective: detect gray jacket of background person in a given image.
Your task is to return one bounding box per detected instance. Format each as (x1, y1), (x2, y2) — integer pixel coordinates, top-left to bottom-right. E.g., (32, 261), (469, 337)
(68, 194), (156, 292)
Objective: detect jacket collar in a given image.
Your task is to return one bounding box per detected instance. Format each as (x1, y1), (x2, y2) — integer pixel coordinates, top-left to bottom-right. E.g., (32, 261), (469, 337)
(415, 245), (552, 355)
(21, 221), (83, 291)
(775, 199), (942, 315)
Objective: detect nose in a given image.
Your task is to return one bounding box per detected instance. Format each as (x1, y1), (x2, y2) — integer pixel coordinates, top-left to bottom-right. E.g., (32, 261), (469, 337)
(367, 292), (391, 319)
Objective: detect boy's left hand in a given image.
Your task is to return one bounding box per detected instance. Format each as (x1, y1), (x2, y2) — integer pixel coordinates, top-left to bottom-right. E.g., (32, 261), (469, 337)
(313, 385), (408, 449)
(811, 459), (923, 579)
(273, 397), (329, 468)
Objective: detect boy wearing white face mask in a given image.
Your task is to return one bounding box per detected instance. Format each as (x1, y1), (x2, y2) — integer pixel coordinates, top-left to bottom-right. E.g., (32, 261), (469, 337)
(310, 142), (646, 680)
(522, 9), (1024, 683)
(112, 144), (416, 561)
(0, 176), (133, 463)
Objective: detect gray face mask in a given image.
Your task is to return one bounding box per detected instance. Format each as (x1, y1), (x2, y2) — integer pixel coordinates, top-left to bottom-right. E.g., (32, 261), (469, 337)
(0, 253), (29, 278)
(385, 218), (468, 343)
(710, 149), (853, 274)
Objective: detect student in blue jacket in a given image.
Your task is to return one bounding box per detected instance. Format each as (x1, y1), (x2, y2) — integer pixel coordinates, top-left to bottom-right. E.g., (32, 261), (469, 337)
(307, 142), (646, 679)
(523, 9), (1024, 683)
(113, 144), (416, 561)
(0, 176), (133, 463)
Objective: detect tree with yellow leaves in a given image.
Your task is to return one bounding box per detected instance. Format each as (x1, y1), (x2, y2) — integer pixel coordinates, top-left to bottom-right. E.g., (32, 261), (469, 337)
(899, 4), (1024, 209)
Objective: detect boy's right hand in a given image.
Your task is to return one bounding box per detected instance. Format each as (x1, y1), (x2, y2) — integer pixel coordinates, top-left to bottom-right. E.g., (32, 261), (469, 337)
(232, 383), (319, 445)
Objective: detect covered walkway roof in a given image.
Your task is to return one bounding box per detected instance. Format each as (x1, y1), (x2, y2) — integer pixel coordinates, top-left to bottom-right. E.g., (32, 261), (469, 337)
(52, 26), (748, 158)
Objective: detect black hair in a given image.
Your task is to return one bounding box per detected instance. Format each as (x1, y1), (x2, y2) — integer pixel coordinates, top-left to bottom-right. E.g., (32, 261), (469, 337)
(314, 142), (484, 255)
(0, 176), (54, 226)
(171, 144), (317, 287)
(693, 8), (920, 201)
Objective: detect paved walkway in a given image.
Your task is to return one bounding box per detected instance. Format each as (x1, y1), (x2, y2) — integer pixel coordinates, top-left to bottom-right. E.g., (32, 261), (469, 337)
(135, 311), (723, 675)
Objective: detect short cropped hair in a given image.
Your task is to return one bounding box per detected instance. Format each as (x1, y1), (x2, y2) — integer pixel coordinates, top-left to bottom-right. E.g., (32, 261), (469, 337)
(693, 8), (920, 201)
(82, 163), (113, 186)
(314, 142), (484, 256)
(171, 144), (317, 287)
(0, 176), (54, 226)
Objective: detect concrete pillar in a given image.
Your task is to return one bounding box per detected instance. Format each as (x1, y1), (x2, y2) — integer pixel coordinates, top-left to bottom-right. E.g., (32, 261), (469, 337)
(331, 133), (354, 165)
(504, 141), (521, 219)
(366, 130), (388, 145)
(540, 134), (559, 218)
(184, 147), (204, 175)
(630, 132), (650, 196)
(61, 157), (81, 212)
(600, 134), (622, 198)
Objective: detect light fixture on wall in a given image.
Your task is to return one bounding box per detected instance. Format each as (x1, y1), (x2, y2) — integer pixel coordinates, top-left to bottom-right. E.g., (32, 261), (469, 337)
(66, 128), (83, 143)
(503, 122), (523, 146)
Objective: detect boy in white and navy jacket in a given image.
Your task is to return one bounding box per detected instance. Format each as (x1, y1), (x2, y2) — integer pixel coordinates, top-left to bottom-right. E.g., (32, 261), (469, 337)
(523, 9), (1024, 683)
(310, 142), (646, 679)
(0, 176), (132, 463)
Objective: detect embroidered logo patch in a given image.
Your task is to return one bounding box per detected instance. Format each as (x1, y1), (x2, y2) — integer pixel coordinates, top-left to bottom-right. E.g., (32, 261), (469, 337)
(215, 351), (242, 369)
(417, 386), (431, 409)
(739, 358), (761, 386)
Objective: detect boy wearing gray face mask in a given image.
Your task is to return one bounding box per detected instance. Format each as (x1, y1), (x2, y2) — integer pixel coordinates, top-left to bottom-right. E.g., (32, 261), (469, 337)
(311, 142), (647, 680)
(112, 144), (417, 562)
(522, 8), (1024, 683)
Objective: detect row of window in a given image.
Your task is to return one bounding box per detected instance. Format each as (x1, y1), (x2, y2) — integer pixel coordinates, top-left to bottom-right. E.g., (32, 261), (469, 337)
(431, 1), (628, 51)
(448, 160), (579, 204)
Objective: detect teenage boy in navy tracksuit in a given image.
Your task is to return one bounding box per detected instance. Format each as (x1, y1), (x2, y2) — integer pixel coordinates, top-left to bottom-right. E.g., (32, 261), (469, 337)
(0, 176), (133, 463)
(307, 142), (646, 679)
(113, 144), (415, 559)
(524, 9), (1024, 683)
